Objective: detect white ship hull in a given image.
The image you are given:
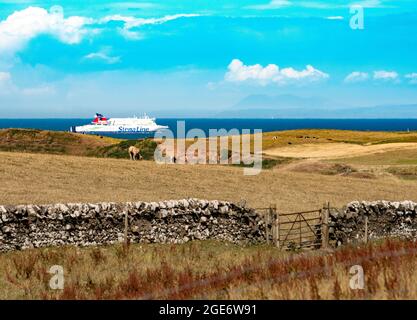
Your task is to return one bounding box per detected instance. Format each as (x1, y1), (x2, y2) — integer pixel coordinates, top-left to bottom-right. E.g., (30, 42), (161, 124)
(72, 124), (168, 134)
(70, 113), (168, 135)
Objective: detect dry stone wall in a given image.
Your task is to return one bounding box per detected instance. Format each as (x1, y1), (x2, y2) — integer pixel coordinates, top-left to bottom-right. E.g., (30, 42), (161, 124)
(0, 199), (266, 252)
(3, 199), (417, 252)
(329, 200), (417, 245)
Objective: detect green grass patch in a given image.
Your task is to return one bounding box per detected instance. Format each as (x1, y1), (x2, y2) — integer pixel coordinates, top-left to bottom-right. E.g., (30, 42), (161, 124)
(386, 166), (417, 180)
(89, 138), (158, 160)
(232, 157), (291, 169)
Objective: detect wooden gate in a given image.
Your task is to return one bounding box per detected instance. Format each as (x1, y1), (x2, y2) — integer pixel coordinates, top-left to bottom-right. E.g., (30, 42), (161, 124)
(259, 203), (330, 250)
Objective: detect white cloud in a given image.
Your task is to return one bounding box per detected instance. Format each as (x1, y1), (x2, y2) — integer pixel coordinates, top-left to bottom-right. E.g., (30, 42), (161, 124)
(118, 28), (145, 40)
(350, 0), (383, 8)
(0, 6), (93, 55)
(100, 13), (200, 27)
(99, 13), (200, 40)
(248, 0), (385, 10)
(298, 0), (384, 9)
(344, 71), (369, 83)
(83, 47), (121, 64)
(0, 6), (201, 54)
(246, 0), (291, 10)
(345, 70), (408, 84)
(326, 16), (344, 20)
(225, 59), (329, 86)
(373, 70), (399, 81)
(405, 73), (417, 84)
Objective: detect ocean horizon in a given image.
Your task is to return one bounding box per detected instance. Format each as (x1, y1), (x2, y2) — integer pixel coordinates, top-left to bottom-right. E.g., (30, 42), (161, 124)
(2, 118), (417, 139)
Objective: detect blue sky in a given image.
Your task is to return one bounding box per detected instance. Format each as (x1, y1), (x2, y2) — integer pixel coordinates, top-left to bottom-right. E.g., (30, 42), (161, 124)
(0, 0), (416, 117)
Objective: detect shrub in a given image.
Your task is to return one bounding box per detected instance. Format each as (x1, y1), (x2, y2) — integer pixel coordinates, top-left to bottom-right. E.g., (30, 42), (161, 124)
(135, 139), (158, 160)
(90, 140), (137, 159)
(90, 138), (158, 160)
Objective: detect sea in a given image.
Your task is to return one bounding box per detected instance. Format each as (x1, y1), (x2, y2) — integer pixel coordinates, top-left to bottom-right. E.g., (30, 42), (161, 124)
(1, 118), (417, 139)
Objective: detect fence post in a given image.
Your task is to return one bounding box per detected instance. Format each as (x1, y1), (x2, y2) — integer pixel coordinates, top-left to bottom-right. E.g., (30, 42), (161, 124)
(270, 204), (279, 248)
(364, 215), (368, 244)
(275, 204), (280, 249)
(269, 205), (275, 245)
(270, 205), (275, 245)
(321, 202), (329, 249)
(265, 210), (270, 245)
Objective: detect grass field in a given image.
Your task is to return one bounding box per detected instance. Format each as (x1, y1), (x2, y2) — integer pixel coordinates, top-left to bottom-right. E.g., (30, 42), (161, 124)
(264, 142), (417, 160)
(261, 129), (417, 149)
(0, 128), (118, 156)
(1, 128), (417, 209)
(1, 150), (417, 210)
(1, 239), (416, 299)
(2, 128), (417, 300)
(330, 148), (417, 166)
(2, 128), (417, 209)
(4, 127), (417, 157)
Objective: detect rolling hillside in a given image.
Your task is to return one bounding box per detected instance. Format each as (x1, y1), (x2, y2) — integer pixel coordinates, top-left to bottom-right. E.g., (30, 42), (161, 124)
(0, 128), (118, 156)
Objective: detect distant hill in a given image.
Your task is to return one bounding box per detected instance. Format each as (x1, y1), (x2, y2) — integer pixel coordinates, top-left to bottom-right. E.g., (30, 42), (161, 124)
(217, 94), (417, 118)
(231, 94), (335, 110)
(339, 104), (417, 118)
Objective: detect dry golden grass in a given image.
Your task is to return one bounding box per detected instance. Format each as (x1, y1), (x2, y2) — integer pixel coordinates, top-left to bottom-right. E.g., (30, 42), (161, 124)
(264, 142), (417, 160)
(330, 148), (417, 166)
(0, 130), (417, 299)
(2, 128), (417, 211)
(2, 129), (417, 300)
(0, 128), (119, 156)
(1, 239), (416, 299)
(261, 129), (417, 150)
(0, 241), (287, 299)
(1, 151), (417, 211)
(3, 128), (417, 158)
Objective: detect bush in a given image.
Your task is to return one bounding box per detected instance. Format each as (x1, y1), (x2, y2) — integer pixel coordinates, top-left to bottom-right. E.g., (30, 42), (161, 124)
(90, 138), (158, 160)
(232, 157), (289, 170)
(89, 140), (136, 159)
(387, 166), (417, 180)
(135, 138), (158, 160)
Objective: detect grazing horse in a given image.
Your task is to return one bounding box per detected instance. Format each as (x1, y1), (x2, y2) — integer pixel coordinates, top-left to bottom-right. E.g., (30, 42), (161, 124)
(128, 146), (142, 160)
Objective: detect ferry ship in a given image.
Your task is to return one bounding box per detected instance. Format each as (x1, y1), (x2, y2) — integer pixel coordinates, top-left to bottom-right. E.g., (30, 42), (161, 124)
(70, 113), (168, 135)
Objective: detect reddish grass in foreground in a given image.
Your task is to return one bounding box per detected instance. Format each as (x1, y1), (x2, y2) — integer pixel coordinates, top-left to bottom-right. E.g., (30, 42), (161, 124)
(1, 239), (416, 299)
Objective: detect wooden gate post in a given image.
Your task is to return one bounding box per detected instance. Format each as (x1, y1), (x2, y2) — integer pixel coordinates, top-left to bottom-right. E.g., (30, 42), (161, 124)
(269, 204), (278, 246)
(275, 204), (280, 249)
(269, 205), (274, 245)
(321, 202), (330, 249)
(265, 210), (270, 245)
(270, 204), (279, 248)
